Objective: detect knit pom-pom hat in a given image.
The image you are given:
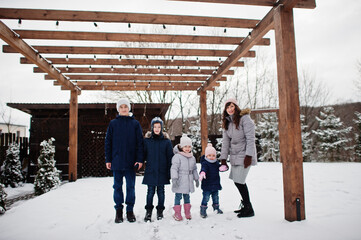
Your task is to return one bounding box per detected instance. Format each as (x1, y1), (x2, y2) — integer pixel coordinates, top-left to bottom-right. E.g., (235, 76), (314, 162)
(205, 143), (216, 156)
(116, 98), (131, 112)
(179, 134), (192, 148)
(225, 98), (238, 107)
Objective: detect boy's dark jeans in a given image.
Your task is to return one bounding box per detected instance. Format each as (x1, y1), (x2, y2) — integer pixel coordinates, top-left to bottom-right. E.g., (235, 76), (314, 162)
(145, 185), (165, 209)
(201, 190), (219, 206)
(113, 170), (136, 212)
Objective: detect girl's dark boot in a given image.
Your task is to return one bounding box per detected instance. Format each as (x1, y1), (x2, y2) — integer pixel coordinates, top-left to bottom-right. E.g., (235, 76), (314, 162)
(237, 202), (254, 218)
(144, 209), (153, 222)
(156, 206), (165, 220)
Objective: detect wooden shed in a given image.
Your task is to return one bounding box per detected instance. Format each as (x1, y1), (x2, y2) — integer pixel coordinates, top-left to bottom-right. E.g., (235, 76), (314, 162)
(7, 103), (169, 180)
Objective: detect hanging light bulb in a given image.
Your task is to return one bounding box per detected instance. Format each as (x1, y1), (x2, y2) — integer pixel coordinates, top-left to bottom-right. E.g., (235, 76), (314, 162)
(158, 66), (160, 72)
(177, 66), (180, 72)
(89, 65), (92, 71)
(111, 65), (114, 71)
(193, 26), (196, 31)
(187, 81), (189, 86)
(66, 65), (69, 71)
(171, 56), (174, 62)
(18, 19), (22, 26)
(163, 24), (166, 29)
(128, 23), (131, 28)
(134, 65), (137, 72)
(196, 57), (199, 63)
(94, 22), (98, 27)
(198, 67), (201, 72)
(119, 55), (122, 62)
(248, 32), (252, 39)
(115, 80), (117, 85)
(66, 55), (69, 62)
(146, 55), (149, 62)
(169, 81), (171, 86)
(56, 21), (59, 27)
(94, 55), (97, 61)
(224, 28), (227, 33)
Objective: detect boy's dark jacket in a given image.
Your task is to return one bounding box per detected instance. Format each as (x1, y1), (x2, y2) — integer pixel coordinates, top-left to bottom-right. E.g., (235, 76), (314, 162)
(199, 155), (222, 192)
(142, 131), (174, 186)
(105, 114), (144, 170)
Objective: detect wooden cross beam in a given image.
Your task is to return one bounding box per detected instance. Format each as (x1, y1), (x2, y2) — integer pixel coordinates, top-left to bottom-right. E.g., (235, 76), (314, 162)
(34, 67), (235, 75)
(21, 57), (245, 67)
(61, 85), (210, 91)
(55, 81), (220, 88)
(3, 45), (256, 58)
(170, 0), (316, 9)
(14, 30), (271, 46)
(0, 8), (259, 28)
(198, 5), (276, 92)
(45, 74), (227, 81)
(0, 20), (80, 93)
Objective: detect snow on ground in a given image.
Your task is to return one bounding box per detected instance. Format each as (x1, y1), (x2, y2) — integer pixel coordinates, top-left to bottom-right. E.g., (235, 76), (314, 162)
(5, 183), (34, 200)
(1, 162), (361, 240)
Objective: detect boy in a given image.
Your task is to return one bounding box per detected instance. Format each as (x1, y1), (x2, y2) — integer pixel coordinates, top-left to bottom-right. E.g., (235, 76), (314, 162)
(105, 98), (144, 223)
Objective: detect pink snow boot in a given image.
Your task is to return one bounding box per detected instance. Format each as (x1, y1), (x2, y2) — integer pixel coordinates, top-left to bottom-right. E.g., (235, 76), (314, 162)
(184, 203), (192, 220)
(173, 205), (183, 221)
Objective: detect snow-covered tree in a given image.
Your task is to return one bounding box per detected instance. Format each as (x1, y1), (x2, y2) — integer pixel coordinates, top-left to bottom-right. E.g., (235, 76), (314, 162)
(34, 138), (61, 196)
(353, 111), (361, 161)
(256, 113), (280, 162)
(0, 183), (6, 214)
(301, 114), (313, 162)
(187, 119), (202, 159)
(312, 107), (352, 162)
(0, 142), (23, 188)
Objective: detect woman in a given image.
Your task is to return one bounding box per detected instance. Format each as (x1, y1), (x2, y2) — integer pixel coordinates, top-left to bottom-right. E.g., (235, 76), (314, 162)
(220, 98), (257, 218)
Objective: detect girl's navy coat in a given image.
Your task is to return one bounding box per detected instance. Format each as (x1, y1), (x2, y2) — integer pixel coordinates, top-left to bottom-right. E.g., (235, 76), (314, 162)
(200, 155), (222, 192)
(105, 114), (144, 171)
(142, 131), (174, 186)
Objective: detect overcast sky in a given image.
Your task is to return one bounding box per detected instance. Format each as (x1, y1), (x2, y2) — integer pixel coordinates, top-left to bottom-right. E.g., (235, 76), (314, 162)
(0, 0), (360, 127)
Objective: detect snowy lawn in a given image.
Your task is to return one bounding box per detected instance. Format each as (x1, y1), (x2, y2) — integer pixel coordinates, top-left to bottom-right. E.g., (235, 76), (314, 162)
(1, 162), (360, 240)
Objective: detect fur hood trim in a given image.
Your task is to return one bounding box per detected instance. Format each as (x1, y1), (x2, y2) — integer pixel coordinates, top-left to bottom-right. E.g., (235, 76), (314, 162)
(145, 131), (170, 139)
(240, 108), (251, 116)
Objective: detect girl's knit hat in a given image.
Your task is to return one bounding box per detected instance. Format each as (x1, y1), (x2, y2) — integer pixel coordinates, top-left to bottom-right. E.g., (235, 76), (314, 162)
(205, 143), (216, 156)
(116, 98), (131, 112)
(179, 134), (192, 148)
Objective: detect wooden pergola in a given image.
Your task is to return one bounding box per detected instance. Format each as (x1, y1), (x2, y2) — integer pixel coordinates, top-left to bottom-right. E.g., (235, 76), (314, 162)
(0, 0), (316, 221)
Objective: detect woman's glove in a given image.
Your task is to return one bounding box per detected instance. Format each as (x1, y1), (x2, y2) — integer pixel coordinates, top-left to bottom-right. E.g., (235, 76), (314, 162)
(244, 155), (252, 168)
(219, 159), (229, 172)
(199, 171), (206, 181)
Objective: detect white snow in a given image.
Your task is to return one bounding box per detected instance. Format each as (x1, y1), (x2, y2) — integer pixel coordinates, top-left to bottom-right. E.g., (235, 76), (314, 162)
(4, 183), (34, 200)
(1, 162), (361, 240)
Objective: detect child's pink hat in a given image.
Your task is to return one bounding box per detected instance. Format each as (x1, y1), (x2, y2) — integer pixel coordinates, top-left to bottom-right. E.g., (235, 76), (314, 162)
(205, 143), (216, 156)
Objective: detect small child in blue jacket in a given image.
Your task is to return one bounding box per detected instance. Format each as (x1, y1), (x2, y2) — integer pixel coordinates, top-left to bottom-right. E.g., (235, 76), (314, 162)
(199, 143), (223, 218)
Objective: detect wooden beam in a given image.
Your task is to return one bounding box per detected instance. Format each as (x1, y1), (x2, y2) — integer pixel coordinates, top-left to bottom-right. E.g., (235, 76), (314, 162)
(200, 90), (208, 155)
(0, 8), (260, 28)
(170, 0), (316, 8)
(4, 45), (256, 58)
(0, 20), (80, 93)
(59, 81), (219, 88)
(34, 66), (235, 75)
(22, 57), (245, 67)
(14, 30), (271, 46)
(68, 90), (78, 181)
(274, 6), (305, 222)
(46, 74), (226, 81)
(198, 5), (275, 92)
(61, 85), (210, 91)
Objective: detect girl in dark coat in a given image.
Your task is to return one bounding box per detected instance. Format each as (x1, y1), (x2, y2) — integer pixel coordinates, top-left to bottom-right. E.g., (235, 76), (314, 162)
(142, 117), (174, 222)
(199, 143), (223, 218)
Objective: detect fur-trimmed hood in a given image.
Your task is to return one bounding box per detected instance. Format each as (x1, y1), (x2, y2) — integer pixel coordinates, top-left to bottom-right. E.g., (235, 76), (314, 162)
(145, 131), (170, 139)
(240, 108), (251, 116)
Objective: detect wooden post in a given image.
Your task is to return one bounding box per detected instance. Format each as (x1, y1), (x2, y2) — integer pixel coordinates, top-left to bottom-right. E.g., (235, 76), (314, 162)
(274, 6), (305, 221)
(69, 90), (78, 181)
(200, 90), (208, 155)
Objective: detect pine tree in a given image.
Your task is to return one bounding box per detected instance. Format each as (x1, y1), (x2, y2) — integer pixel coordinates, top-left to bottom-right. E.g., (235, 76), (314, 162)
(256, 113), (280, 162)
(0, 142), (23, 188)
(0, 183), (7, 214)
(353, 111), (361, 161)
(187, 119), (202, 159)
(34, 138), (61, 196)
(301, 114), (313, 162)
(312, 107), (352, 162)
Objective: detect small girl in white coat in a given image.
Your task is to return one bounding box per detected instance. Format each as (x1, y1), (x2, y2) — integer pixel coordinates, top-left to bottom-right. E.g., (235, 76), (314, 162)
(171, 134), (199, 221)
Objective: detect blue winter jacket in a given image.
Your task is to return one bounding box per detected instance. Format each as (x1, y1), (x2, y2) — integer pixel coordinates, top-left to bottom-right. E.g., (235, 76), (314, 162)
(199, 155), (222, 192)
(105, 114), (144, 171)
(142, 131), (174, 186)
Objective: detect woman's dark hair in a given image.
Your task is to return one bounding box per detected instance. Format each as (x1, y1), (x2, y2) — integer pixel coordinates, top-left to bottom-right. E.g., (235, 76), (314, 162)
(222, 102), (242, 130)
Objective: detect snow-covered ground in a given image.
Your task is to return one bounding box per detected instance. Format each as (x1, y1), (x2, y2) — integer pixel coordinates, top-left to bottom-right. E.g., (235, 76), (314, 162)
(1, 162), (361, 240)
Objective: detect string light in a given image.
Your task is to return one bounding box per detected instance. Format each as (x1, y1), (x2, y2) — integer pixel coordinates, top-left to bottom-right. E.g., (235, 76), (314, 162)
(196, 57), (199, 63)
(134, 65), (137, 72)
(119, 56), (122, 62)
(177, 66), (180, 72)
(163, 24), (166, 29)
(158, 66), (160, 72)
(224, 28), (227, 33)
(134, 80), (136, 88)
(115, 80), (117, 85)
(198, 67), (201, 72)
(89, 65), (92, 71)
(248, 32), (252, 39)
(146, 55), (149, 62)
(66, 65), (69, 71)
(169, 81), (171, 86)
(187, 81), (189, 86)
(56, 21), (59, 27)
(94, 55), (97, 61)
(94, 22), (98, 27)
(171, 56), (174, 62)
(218, 57), (222, 63)
(66, 55), (69, 62)
(193, 26), (196, 31)
(128, 23), (131, 28)
(147, 82), (150, 89)
(111, 65), (114, 71)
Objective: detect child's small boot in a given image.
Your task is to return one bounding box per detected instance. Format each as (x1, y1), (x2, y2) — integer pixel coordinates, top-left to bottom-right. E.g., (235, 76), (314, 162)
(200, 205), (208, 218)
(144, 208), (153, 222)
(156, 206), (165, 220)
(173, 205), (183, 221)
(212, 204), (223, 214)
(115, 208), (123, 223)
(184, 203), (192, 220)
